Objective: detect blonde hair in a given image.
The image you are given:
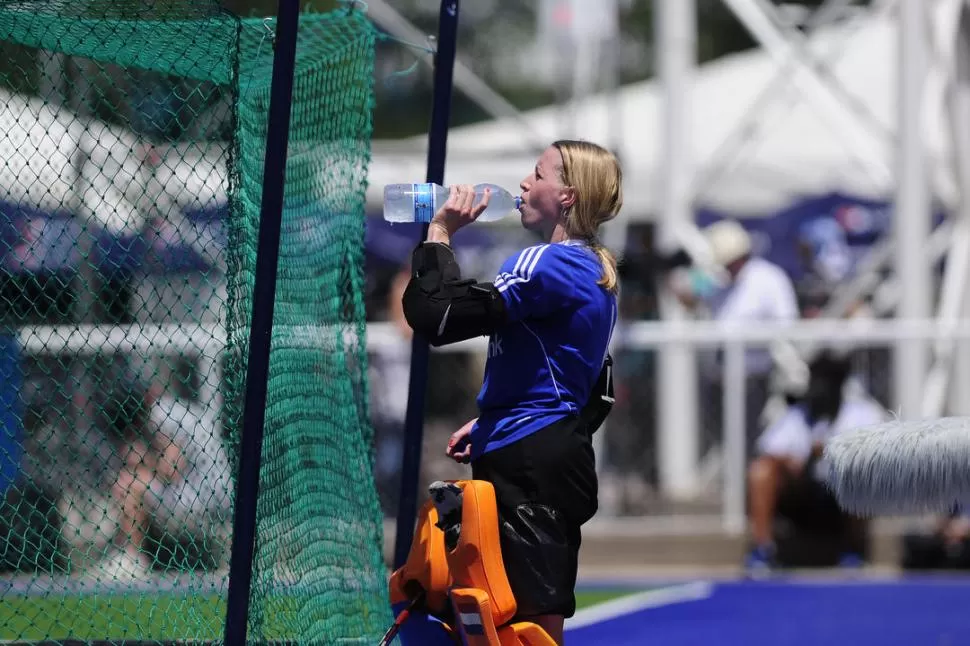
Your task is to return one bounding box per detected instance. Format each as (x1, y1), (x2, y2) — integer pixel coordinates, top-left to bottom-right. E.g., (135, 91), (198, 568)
(552, 139), (623, 294)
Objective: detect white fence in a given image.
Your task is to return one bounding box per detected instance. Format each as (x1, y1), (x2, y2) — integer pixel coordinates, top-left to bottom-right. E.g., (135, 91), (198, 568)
(19, 318), (970, 535)
(367, 318), (970, 534)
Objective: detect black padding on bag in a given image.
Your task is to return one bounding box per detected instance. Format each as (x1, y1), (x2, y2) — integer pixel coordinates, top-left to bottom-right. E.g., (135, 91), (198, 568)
(402, 242), (507, 346)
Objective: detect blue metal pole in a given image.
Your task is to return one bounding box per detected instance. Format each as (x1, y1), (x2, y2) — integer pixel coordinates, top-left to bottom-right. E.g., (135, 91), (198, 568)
(223, 1), (300, 643)
(393, 0), (461, 570)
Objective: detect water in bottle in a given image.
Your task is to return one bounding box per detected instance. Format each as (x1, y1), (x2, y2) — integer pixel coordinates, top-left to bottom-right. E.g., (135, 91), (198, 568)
(383, 183), (522, 224)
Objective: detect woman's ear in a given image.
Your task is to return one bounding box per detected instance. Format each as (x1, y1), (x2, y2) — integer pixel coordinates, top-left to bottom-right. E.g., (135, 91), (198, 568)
(560, 186), (577, 211)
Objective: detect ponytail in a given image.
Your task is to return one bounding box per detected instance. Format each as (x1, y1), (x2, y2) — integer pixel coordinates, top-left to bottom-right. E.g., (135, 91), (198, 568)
(591, 242), (618, 295)
(551, 140), (623, 296)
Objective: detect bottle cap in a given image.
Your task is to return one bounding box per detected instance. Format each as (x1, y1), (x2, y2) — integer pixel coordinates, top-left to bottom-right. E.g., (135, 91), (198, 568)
(514, 196), (523, 210)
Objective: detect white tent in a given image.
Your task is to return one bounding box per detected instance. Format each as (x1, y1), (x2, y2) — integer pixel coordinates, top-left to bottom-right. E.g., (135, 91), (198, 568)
(367, 1), (960, 221)
(0, 87), (228, 236)
(0, 89), (84, 216)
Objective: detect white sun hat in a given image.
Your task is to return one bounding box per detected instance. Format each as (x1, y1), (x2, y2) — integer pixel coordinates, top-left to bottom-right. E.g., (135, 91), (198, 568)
(703, 219), (753, 267)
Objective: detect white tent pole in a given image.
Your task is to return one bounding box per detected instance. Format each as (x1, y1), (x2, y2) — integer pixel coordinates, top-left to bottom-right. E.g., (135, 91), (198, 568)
(842, 222), (953, 315)
(656, 0), (700, 500)
(894, 0), (932, 420)
(921, 222), (968, 417)
(949, 1), (970, 417)
(792, 218), (953, 363)
(921, 0), (970, 417)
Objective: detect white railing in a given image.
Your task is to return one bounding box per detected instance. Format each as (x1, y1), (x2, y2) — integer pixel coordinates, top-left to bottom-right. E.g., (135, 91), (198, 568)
(364, 317), (970, 350)
(20, 318), (970, 535)
(367, 318), (970, 534)
(28, 317), (967, 355)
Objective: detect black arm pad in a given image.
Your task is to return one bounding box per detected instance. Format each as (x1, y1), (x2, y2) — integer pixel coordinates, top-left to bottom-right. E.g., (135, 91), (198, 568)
(402, 242), (507, 347)
(580, 354), (615, 436)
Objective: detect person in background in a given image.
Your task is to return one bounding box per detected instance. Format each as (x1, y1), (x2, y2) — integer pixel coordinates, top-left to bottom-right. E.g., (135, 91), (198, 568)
(145, 364), (233, 570)
(674, 219), (800, 456)
(96, 367), (231, 579)
(745, 350), (887, 571)
(97, 377), (183, 579)
(794, 217), (858, 319)
(369, 262), (413, 514)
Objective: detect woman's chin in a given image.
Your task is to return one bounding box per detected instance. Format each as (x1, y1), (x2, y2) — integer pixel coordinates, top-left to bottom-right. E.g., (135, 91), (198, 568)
(519, 211), (540, 231)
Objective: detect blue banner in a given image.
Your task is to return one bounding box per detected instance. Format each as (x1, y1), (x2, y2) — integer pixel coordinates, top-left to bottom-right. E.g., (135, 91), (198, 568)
(697, 192), (945, 284)
(0, 334), (21, 495)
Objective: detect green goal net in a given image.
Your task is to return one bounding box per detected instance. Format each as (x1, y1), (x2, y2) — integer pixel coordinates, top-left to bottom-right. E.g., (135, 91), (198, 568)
(0, 1), (390, 643)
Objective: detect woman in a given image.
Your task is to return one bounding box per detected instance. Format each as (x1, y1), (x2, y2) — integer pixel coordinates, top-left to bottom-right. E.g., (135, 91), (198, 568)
(402, 140), (622, 643)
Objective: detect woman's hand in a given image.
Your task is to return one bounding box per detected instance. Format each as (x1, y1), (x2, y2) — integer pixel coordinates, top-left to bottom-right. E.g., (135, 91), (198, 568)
(428, 184), (490, 243)
(446, 417), (477, 464)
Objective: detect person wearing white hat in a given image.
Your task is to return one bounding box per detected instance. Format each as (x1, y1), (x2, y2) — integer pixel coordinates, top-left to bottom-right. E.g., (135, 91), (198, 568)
(679, 219), (800, 488)
(704, 219), (755, 272)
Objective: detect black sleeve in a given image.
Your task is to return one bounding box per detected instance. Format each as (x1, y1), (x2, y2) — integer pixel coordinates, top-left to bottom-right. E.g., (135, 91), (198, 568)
(402, 242), (507, 347)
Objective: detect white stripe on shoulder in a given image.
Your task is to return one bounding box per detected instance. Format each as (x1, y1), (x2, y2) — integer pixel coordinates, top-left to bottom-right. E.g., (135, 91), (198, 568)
(497, 245), (549, 293)
(496, 245), (545, 287)
(523, 244), (548, 278)
(494, 269), (520, 286)
(511, 245), (541, 276)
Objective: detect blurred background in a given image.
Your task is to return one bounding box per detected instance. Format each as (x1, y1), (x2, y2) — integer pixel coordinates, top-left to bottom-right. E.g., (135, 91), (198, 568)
(1, 0), (968, 582)
(360, 0), (970, 577)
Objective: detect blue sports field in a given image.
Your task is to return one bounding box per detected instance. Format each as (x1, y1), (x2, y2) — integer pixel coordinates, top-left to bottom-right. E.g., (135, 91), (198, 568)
(567, 575), (970, 645)
(4, 572), (969, 643)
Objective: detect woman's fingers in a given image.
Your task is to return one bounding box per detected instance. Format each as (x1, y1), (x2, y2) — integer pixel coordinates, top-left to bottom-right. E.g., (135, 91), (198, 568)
(449, 441), (472, 463)
(457, 184), (475, 217)
(446, 426), (472, 459)
(446, 185), (460, 209)
(434, 186), (487, 233)
(473, 187), (491, 217)
(445, 430), (462, 455)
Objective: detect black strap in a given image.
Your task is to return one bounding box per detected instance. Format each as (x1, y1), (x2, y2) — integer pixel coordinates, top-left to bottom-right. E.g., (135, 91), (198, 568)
(580, 354), (614, 436)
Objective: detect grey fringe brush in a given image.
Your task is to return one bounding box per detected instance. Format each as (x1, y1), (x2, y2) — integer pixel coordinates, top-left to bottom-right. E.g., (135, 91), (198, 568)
(822, 417), (970, 515)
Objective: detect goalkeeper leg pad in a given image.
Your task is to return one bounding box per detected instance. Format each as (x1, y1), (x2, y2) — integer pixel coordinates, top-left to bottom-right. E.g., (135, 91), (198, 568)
(497, 503), (580, 619)
(389, 480), (557, 645)
(389, 499), (452, 616)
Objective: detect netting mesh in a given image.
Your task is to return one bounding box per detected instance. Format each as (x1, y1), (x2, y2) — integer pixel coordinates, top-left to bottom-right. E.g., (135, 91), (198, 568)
(233, 10), (389, 645)
(0, 1), (389, 643)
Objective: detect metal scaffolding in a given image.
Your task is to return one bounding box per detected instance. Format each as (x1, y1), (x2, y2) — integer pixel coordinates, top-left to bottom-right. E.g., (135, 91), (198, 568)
(654, 0), (970, 497)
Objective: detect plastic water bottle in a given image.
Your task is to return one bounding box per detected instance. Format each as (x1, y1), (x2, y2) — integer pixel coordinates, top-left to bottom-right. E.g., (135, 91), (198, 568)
(383, 183), (522, 224)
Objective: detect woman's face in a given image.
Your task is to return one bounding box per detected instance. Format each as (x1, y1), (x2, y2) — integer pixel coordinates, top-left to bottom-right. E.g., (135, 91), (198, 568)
(518, 146), (568, 234)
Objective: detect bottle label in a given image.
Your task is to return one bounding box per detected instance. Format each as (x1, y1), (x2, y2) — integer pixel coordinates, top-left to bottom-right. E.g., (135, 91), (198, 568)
(412, 183), (435, 223)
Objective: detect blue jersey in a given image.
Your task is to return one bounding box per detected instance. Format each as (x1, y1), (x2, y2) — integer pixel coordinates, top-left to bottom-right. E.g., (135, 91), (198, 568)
(471, 240), (617, 459)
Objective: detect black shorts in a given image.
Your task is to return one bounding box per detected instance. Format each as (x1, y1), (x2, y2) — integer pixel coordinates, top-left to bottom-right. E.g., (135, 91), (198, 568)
(471, 415), (598, 619)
